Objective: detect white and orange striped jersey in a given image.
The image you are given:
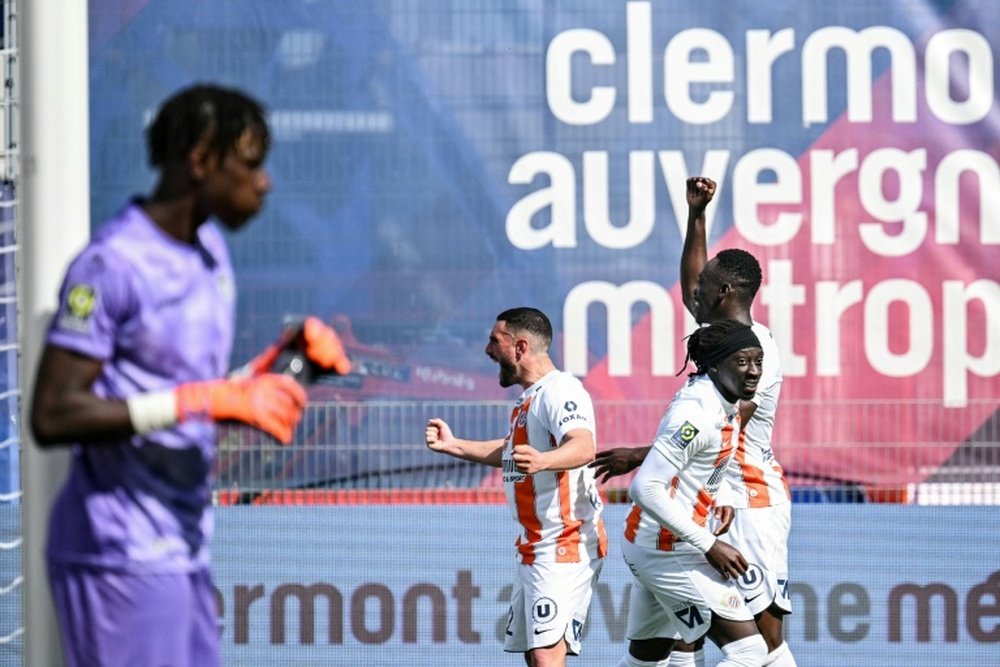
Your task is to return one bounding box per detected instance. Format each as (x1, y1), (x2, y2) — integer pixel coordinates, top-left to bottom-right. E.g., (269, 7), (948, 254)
(724, 322), (791, 509)
(501, 370), (608, 565)
(625, 374), (741, 553)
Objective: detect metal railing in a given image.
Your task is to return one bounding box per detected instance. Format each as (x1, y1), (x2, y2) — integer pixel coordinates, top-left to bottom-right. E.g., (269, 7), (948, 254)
(0, 0), (19, 657)
(216, 398), (1000, 504)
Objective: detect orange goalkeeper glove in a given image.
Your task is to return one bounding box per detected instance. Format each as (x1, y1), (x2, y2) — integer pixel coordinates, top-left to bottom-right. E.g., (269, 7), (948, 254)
(175, 374), (307, 444)
(240, 316), (351, 378)
(298, 316), (351, 375)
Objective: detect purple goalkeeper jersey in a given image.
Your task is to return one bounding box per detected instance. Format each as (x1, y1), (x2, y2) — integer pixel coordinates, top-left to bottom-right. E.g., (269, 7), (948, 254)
(45, 202), (236, 573)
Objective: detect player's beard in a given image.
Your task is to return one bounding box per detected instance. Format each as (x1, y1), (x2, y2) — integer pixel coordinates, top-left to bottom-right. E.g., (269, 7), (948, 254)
(497, 359), (518, 388)
(695, 298), (717, 325)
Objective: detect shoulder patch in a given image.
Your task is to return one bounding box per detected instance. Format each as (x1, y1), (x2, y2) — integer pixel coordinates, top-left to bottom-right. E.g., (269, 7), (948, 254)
(56, 283), (98, 334)
(66, 284), (97, 318)
(669, 421), (700, 449)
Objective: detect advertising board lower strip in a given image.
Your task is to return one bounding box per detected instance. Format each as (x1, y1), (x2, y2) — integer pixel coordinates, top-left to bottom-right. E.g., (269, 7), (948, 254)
(213, 505), (997, 665)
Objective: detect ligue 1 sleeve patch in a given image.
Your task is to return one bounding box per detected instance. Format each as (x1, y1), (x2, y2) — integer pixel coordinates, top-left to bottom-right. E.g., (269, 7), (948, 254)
(57, 283), (97, 333)
(67, 284), (96, 317)
(669, 421), (699, 449)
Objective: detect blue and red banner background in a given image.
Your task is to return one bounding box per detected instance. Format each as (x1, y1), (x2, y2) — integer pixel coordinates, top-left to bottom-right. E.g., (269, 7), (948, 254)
(87, 1), (998, 488)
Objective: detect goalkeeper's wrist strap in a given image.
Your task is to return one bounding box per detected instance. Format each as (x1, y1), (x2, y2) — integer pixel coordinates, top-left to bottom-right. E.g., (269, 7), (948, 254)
(126, 390), (179, 435)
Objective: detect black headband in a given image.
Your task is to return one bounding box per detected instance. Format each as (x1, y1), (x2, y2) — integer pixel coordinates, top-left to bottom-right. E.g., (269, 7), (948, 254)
(701, 326), (762, 368)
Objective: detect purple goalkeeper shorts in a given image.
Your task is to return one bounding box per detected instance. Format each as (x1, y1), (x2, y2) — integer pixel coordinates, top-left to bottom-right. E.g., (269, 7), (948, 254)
(47, 562), (220, 667)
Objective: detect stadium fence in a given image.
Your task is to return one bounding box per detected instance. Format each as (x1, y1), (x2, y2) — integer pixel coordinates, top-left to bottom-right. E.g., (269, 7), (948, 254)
(216, 398), (1000, 506)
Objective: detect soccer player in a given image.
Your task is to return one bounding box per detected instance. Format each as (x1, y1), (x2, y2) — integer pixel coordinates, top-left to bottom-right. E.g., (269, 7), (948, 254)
(593, 176), (796, 666)
(29, 84), (349, 667)
(425, 307), (607, 666)
(616, 320), (768, 667)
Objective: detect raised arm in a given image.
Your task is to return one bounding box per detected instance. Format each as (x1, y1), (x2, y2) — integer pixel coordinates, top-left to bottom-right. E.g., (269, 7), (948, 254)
(680, 176), (717, 316)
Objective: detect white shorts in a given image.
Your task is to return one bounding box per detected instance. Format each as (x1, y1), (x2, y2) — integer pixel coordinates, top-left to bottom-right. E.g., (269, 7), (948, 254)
(725, 502), (792, 615)
(622, 539), (753, 644)
(503, 558), (604, 655)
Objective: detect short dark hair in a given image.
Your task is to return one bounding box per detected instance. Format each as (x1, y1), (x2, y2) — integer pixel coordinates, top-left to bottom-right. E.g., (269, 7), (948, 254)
(497, 307), (552, 348)
(680, 319), (759, 376)
(715, 248), (762, 305)
(147, 84), (270, 168)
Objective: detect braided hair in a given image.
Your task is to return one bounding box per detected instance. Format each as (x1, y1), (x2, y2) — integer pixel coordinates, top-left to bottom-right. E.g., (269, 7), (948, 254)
(147, 84), (270, 169)
(678, 319), (760, 377)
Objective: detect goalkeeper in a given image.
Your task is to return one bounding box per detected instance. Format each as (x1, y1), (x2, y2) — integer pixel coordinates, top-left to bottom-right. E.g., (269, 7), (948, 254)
(28, 84), (348, 667)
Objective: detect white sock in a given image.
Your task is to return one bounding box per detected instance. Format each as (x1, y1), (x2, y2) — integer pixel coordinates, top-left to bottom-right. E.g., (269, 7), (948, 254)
(762, 642), (797, 666)
(718, 635), (768, 667)
(666, 647), (704, 666)
(616, 653), (670, 667)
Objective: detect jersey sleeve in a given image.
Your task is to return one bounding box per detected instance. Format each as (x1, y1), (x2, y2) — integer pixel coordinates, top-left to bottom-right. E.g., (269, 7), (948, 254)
(46, 246), (135, 361)
(630, 430), (718, 553)
(749, 325), (780, 411)
(541, 374), (596, 442)
(648, 395), (713, 470)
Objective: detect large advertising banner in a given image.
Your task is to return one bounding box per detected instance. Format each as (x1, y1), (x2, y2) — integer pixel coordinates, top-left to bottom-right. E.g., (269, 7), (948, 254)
(87, 1), (998, 489)
(213, 506), (999, 665)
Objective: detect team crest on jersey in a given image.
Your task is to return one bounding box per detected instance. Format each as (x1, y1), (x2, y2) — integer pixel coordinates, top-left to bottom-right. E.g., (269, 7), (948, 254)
(670, 421), (699, 449)
(721, 592), (743, 610)
(57, 284), (97, 333)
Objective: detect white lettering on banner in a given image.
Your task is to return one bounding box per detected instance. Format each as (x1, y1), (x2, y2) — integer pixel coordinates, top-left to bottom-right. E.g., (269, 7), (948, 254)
(801, 26), (917, 125)
(563, 280), (675, 377)
(509, 1), (999, 407)
(924, 29), (995, 124)
(942, 280), (1000, 408)
(760, 260), (807, 377)
(505, 149), (732, 250)
(506, 147), (1000, 253)
(560, 266), (999, 407)
(504, 144), (998, 406)
(542, 3), (993, 126)
(506, 152), (576, 249)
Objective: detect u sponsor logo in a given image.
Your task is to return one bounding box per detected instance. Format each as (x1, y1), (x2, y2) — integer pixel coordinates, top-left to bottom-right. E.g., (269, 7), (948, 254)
(532, 597), (558, 623)
(737, 564), (765, 592)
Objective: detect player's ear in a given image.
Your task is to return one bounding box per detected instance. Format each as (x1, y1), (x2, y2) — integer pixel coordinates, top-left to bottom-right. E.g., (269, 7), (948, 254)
(515, 337), (529, 356)
(187, 135), (217, 181)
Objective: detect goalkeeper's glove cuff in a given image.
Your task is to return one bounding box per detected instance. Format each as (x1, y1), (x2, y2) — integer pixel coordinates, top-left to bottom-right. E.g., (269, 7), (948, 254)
(126, 390), (179, 435)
